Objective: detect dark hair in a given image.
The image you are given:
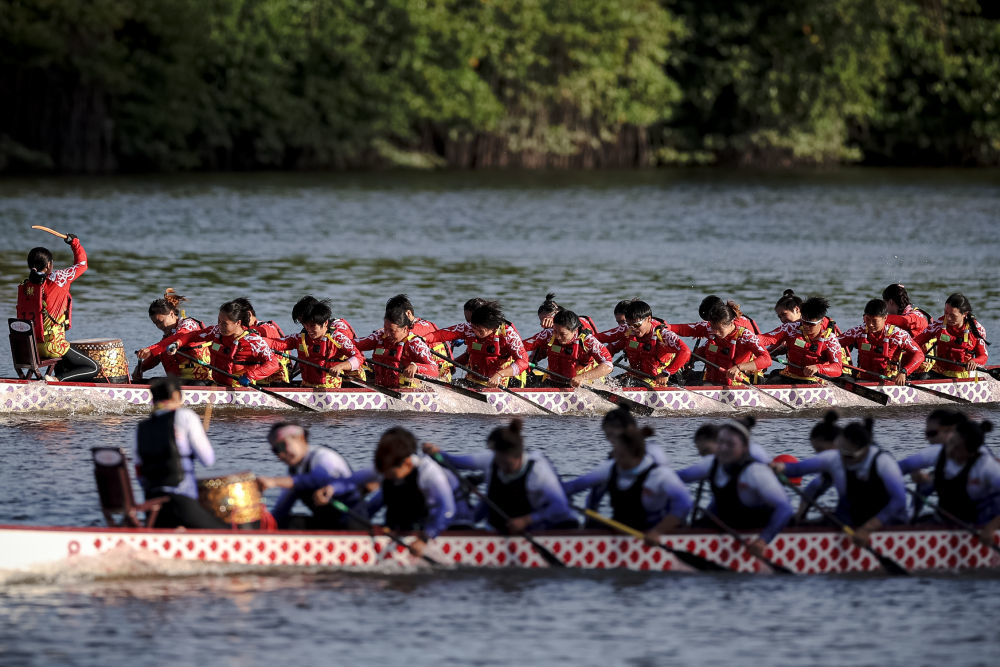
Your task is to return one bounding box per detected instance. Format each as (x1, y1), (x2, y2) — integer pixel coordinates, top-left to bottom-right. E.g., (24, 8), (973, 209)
(882, 284), (912, 310)
(810, 410), (842, 442)
(864, 299), (889, 317)
(374, 427), (418, 472)
(614, 299), (635, 317)
(618, 424), (654, 460)
(463, 297), (487, 313)
(800, 296), (829, 322)
(267, 421), (309, 442)
(699, 295), (723, 320)
(945, 293), (988, 343)
(219, 299), (252, 327)
(538, 292), (561, 317)
(553, 309), (581, 331)
(704, 301), (736, 326)
(623, 300), (652, 322)
(775, 289), (803, 312)
(302, 299), (333, 326)
(602, 405), (637, 430)
(386, 294), (414, 313)
(292, 295), (320, 324)
(384, 303), (412, 328)
(694, 423), (718, 442)
(927, 408), (967, 427)
(470, 301), (505, 329)
(952, 419), (993, 454)
(149, 288), (187, 318)
(231, 297), (256, 318)
(840, 417), (874, 450)
(150, 376), (183, 402)
(487, 418), (525, 456)
(27, 247), (53, 273)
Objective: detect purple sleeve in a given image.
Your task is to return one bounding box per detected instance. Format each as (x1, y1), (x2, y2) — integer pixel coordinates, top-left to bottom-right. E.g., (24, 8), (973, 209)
(874, 455), (908, 524)
(526, 460), (573, 524)
(270, 488), (297, 523)
(898, 446), (940, 474)
(563, 462), (613, 497)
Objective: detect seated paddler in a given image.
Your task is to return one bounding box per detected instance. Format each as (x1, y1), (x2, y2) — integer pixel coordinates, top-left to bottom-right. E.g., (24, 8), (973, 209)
(133, 376), (226, 529)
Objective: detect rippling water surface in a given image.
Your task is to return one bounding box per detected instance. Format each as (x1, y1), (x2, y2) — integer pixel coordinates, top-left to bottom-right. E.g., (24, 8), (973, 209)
(1, 169), (999, 665)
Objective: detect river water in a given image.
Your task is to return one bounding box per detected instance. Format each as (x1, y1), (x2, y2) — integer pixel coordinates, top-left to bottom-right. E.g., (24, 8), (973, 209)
(1, 169), (999, 665)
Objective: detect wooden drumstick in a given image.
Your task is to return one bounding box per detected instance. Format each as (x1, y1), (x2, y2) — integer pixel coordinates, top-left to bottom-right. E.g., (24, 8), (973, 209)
(31, 225), (68, 239)
(202, 402), (213, 432)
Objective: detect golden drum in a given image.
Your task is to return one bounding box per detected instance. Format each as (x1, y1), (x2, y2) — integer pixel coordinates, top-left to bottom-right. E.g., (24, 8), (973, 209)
(197, 472), (262, 527)
(70, 338), (130, 383)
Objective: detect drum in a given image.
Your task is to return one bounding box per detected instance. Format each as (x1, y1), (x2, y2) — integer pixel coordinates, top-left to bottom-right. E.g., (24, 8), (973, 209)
(69, 338), (130, 383)
(197, 472), (262, 529)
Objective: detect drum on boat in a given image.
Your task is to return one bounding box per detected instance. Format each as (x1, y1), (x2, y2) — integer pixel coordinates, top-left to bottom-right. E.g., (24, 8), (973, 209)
(197, 471), (262, 529)
(69, 338), (130, 383)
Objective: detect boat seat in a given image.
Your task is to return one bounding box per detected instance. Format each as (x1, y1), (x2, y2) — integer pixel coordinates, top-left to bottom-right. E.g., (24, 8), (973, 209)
(92, 447), (169, 528)
(8, 318), (59, 380)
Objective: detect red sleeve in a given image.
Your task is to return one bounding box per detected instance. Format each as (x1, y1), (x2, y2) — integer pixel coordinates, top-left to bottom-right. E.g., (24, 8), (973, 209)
(240, 337), (280, 382)
(670, 322), (711, 338)
(594, 324), (626, 344)
(584, 336), (613, 366)
(756, 329), (785, 348)
(657, 328), (691, 375)
(266, 334), (301, 352)
(146, 326), (212, 356)
(742, 333), (772, 371)
(331, 331), (364, 368)
(406, 339), (439, 377)
(815, 338), (844, 377)
(422, 323), (469, 344)
(503, 328), (531, 374)
(898, 335), (925, 375)
(354, 329), (382, 352)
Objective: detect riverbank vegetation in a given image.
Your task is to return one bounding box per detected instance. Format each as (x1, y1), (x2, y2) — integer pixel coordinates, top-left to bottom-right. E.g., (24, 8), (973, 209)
(1, 0), (997, 172)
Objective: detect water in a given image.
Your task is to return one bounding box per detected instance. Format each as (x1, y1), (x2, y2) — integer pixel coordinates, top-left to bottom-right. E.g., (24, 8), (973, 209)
(1, 169), (999, 665)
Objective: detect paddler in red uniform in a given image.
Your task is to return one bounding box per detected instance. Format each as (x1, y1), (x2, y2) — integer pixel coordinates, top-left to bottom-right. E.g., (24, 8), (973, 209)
(600, 300), (690, 386)
(16, 233), (99, 381)
(137, 299), (280, 387)
(526, 310), (613, 387)
(914, 293), (989, 379)
(422, 301), (530, 388)
(292, 295), (357, 339)
(355, 303), (440, 388)
(882, 284), (932, 336)
(266, 298), (365, 388)
(838, 299), (924, 385)
(132, 289), (213, 385)
(757, 296), (844, 383)
(384, 294), (452, 381)
(523, 293), (599, 385)
(670, 301), (771, 386)
(232, 297), (291, 385)
(595, 298), (665, 356)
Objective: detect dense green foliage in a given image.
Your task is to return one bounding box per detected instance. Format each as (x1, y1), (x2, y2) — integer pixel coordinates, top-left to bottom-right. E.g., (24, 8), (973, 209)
(1, 0), (997, 171)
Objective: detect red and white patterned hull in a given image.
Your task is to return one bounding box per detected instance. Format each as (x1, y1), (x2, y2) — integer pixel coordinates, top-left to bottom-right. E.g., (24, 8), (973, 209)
(1, 374), (997, 415)
(0, 524), (997, 574)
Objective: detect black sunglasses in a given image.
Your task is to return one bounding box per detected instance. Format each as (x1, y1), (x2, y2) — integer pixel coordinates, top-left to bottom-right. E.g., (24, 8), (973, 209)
(925, 429), (938, 438)
(271, 440), (288, 455)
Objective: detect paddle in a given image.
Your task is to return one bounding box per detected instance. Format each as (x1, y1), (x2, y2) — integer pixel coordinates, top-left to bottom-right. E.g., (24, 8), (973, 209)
(271, 350), (403, 400)
(419, 340), (560, 416)
(776, 472), (910, 576)
(843, 362), (971, 404)
(925, 354), (990, 375)
(364, 358), (491, 404)
(170, 349), (319, 412)
(329, 499), (443, 567)
(31, 225), (68, 239)
(699, 507), (795, 575)
(687, 352), (798, 410)
(570, 504), (730, 572)
(427, 451), (565, 567)
(528, 363), (654, 416)
(201, 402), (213, 432)
(905, 488), (1000, 558)
(775, 357), (889, 406)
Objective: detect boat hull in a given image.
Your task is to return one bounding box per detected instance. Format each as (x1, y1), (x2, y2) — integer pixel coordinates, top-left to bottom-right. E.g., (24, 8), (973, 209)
(2, 373), (997, 415)
(0, 524), (997, 574)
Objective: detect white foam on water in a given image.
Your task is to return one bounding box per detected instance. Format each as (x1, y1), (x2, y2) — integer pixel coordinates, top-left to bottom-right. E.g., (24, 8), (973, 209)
(425, 385), (497, 415)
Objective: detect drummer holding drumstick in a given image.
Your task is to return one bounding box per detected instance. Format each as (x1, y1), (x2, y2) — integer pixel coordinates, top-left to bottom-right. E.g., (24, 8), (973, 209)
(134, 376), (227, 529)
(15, 231), (100, 381)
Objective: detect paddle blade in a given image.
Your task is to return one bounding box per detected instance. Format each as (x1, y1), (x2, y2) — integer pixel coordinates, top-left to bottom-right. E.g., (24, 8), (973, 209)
(869, 547), (910, 576)
(664, 545), (730, 572)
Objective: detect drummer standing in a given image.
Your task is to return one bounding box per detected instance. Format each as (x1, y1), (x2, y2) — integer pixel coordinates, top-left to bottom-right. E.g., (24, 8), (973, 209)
(15, 233), (100, 381)
(134, 376), (226, 529)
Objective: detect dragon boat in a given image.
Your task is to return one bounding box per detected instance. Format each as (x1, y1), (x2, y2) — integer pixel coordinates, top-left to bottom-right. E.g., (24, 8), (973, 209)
(2, 372), (998, 415)
(0, 524), (997, 574)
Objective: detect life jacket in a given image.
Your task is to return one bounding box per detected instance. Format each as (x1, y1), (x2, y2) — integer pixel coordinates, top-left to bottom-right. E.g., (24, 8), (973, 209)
(136, 411), (185, 491)
(927, 321), (982, 378)
(410, 318), (453, 382)
(164, 318), (213, 381)
(297, 332), (358, 388)
(16, 279), (71, 358)
(547, 333), (600, 381)
(856, 325), (902, 376)
(579, 315), (599, 335)
(290, 448), (362, 528)
(371, 334), (421, 388)
(486, 458), (535, 533)
(252, 321), (290, 384)
(466, 323), (527, 387)
(609, 462), (657, 530)
(382, 465), (428, 531)
(709, 457), (774, 530)
(844, 450), (890, 527)
(781, 322), (835, 382)
(933, 448), (979, 523)
(700, 326), (762, 385)
(624, 326), (676, 379)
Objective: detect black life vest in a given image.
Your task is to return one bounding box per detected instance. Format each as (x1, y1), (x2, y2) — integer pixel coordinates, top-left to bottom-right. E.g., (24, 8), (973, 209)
(290, 448), (361, 526)
(383, 465), (428, 531)
(136, 411), (184, 490)
(933, 448), (979, 523)
(486, 458), (535, 533)
(709, 457), (774, 530)
(844, 450), (890, 527)
(609, 461), (657, 530)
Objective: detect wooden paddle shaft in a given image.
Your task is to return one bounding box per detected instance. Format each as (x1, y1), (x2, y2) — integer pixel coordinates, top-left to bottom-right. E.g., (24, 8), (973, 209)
(31, 225), (67, 239)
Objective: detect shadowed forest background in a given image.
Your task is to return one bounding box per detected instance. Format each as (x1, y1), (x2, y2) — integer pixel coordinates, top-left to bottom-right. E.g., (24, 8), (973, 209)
(1, 0), (998, 173)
